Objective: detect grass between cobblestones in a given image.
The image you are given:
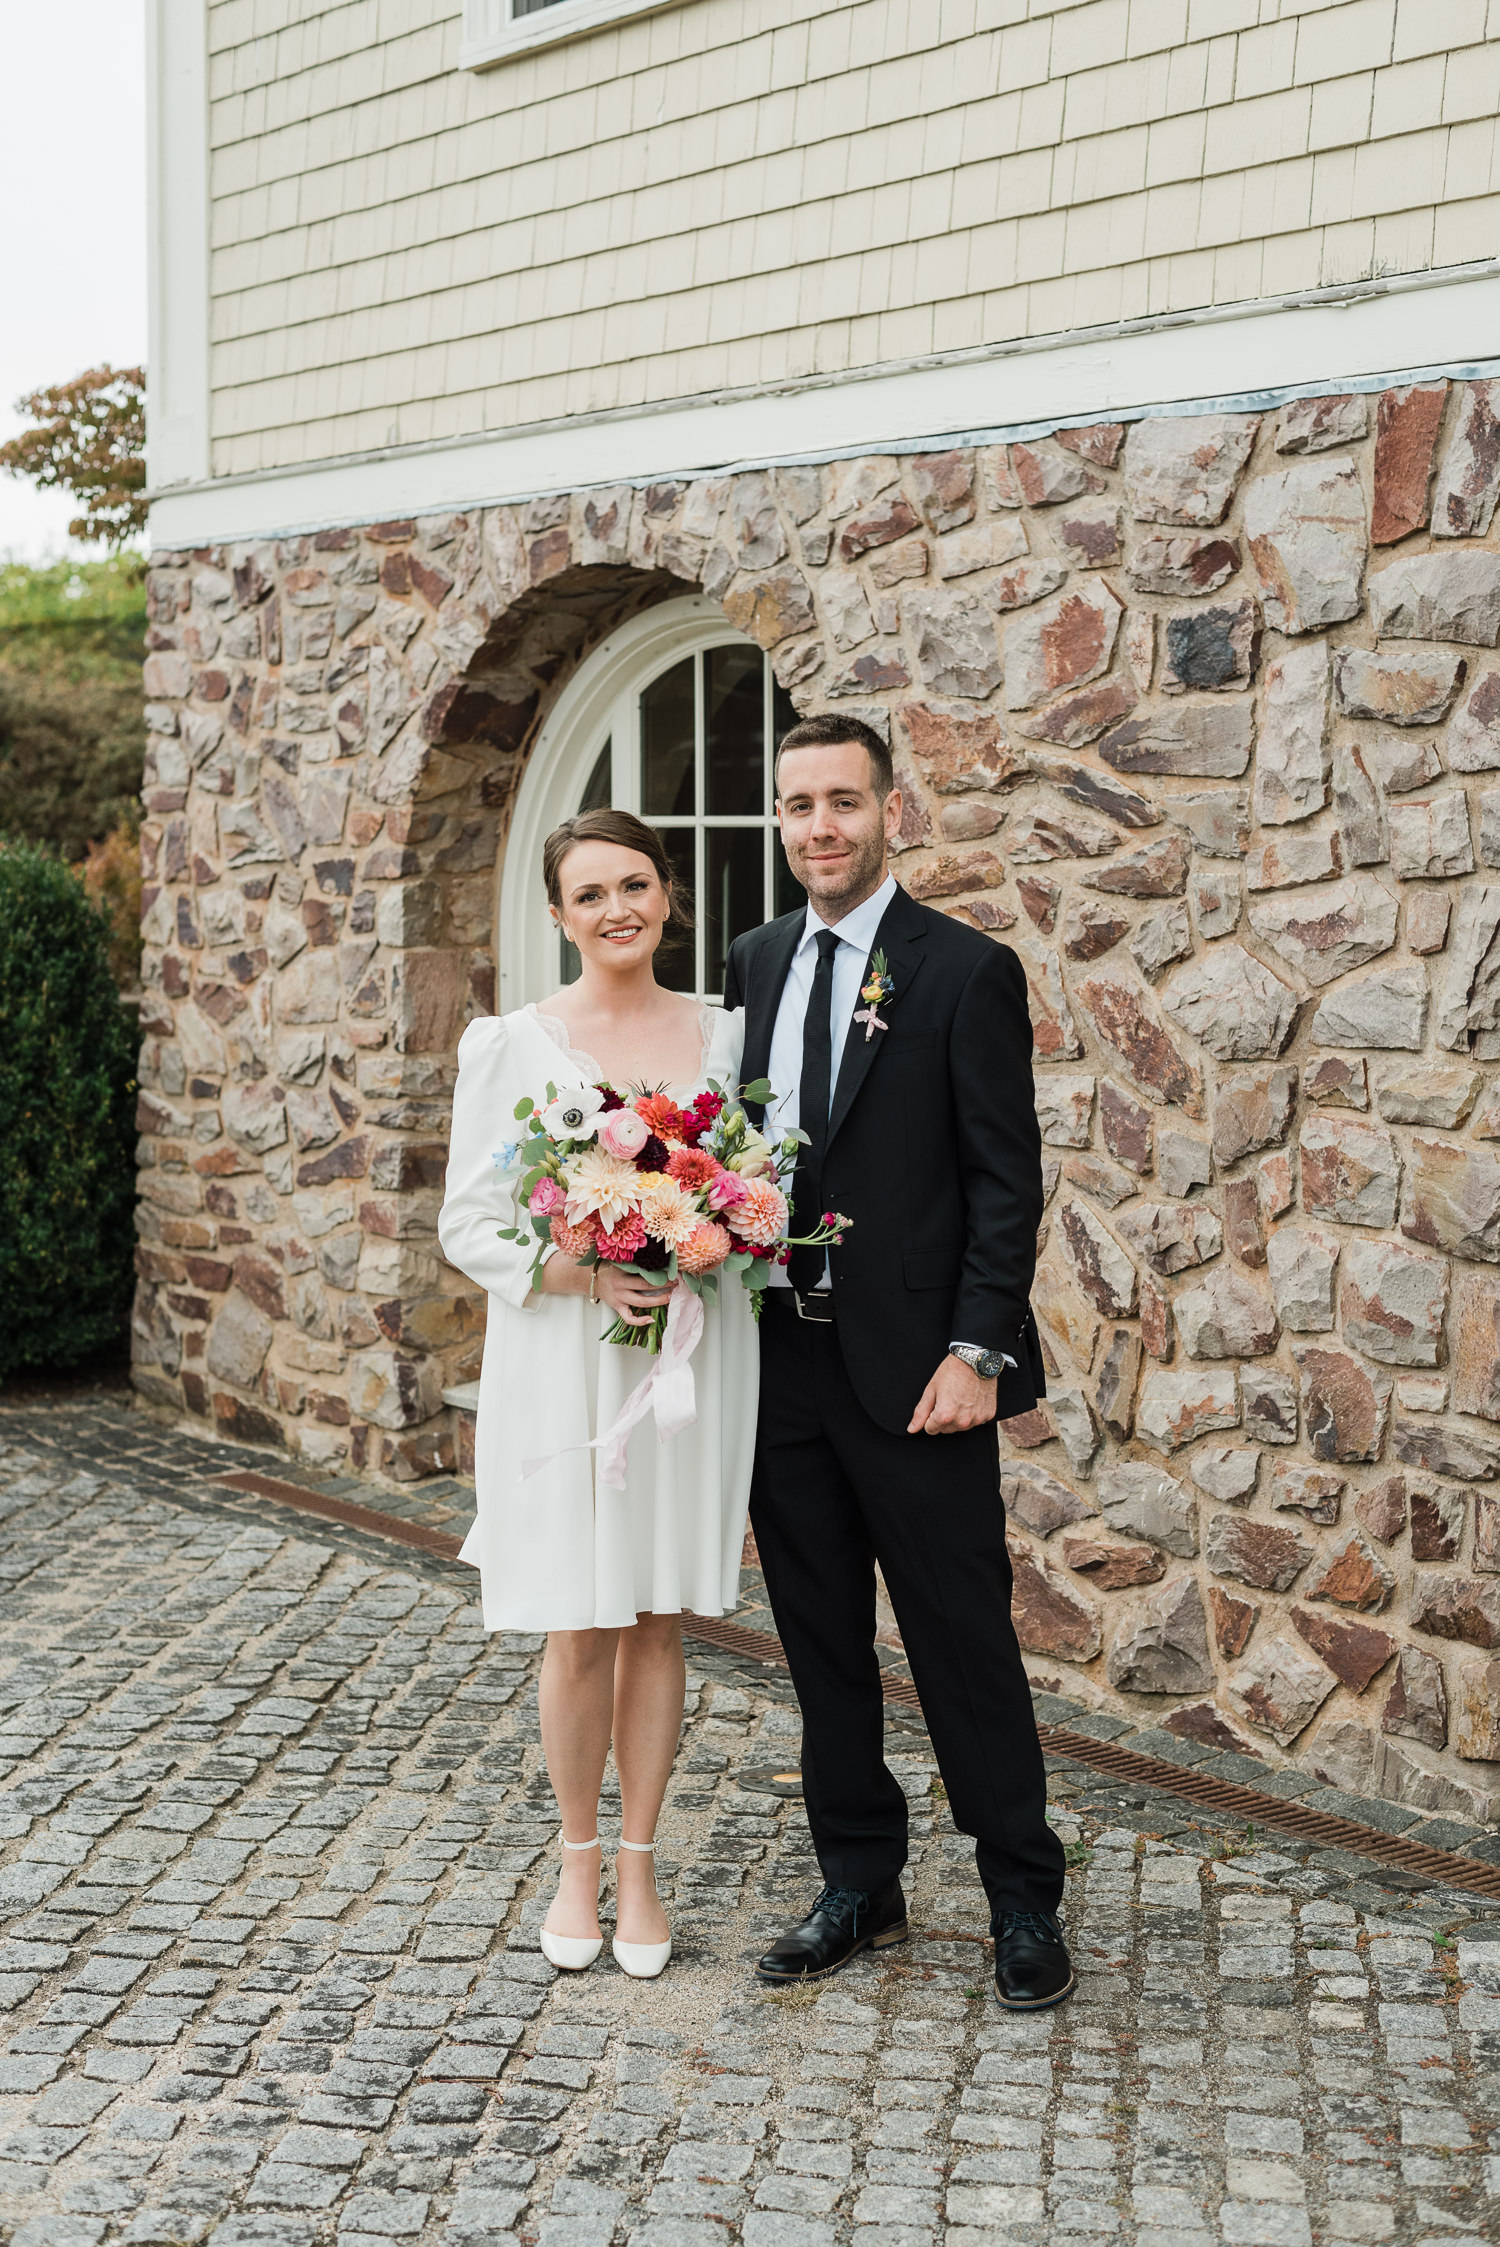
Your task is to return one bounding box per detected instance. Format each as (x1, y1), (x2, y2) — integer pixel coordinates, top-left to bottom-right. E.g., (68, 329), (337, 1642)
(0, 1409), (1497, 2247)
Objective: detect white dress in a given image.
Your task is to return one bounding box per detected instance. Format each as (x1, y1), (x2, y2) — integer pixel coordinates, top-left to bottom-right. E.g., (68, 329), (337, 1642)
(437, 1003), (758, 1632)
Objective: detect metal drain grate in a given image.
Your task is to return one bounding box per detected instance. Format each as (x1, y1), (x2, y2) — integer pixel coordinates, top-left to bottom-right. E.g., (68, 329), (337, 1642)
(215, 1470), (467, 1559)
(684, 1612), (1500, 1903)
(212, 1476), (1500, 1905)
(1034, 1725), (1500, 1899)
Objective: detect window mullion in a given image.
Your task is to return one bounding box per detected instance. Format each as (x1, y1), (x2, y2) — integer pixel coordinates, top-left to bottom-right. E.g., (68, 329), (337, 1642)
(617, 688), (637, 814)
(694, 651), (706, 998)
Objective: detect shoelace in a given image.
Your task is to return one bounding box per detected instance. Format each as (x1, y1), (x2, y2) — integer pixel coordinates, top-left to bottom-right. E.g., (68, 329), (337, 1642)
(996, 1908), (1065, 1943)
(810, 1884), (868, 1934)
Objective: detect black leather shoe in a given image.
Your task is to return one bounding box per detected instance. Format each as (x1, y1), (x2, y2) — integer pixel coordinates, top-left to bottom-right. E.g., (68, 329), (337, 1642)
(993, 1909), (1074, 2010)
(755, 1880), (908, 1983)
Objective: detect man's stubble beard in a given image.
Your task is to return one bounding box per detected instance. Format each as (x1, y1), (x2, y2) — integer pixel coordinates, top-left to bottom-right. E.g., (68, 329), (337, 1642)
(789, 822), (889, 918)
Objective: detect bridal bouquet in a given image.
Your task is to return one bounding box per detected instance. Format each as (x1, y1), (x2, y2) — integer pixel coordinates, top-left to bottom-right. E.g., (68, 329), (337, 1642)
(496, 1076), (849, 1353)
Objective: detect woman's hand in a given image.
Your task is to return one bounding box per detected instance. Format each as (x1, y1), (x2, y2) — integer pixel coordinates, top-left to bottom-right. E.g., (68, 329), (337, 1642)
(537, 1255), (675, 1327)
(595, 1265), (676, 1327)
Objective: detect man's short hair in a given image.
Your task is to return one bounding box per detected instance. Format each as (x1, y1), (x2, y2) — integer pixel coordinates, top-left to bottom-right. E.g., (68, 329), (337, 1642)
(775, 712), (894, 799)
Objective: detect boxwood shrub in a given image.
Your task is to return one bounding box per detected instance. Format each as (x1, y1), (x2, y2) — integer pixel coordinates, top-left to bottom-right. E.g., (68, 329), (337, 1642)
(0, 840), (137, 1376)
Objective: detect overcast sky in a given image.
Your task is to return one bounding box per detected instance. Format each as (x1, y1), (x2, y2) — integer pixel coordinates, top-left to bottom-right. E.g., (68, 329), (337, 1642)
(0, 2), (148, 563)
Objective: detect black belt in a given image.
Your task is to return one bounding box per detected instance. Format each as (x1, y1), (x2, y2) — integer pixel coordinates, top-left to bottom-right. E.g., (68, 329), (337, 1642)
(766, 1288), (836, 1325)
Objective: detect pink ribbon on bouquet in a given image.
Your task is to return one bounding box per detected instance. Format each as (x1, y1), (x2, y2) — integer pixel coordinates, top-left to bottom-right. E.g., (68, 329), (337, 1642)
(522, 1284), (705, 1491)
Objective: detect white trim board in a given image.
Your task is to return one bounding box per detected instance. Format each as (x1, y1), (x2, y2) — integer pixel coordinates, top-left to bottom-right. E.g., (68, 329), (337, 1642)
(150, 261), (1500, 551)
(146, 0), (210, 492)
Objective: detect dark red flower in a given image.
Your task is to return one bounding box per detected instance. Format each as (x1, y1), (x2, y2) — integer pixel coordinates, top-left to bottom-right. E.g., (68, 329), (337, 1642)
(634, 1133), (670, 1171)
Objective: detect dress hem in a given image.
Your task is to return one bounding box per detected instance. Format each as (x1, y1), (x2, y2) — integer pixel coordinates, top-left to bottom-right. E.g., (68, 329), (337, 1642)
(476, 1601), (739, 1633)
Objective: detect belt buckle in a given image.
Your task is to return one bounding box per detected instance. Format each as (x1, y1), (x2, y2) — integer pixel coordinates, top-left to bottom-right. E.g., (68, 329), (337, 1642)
(794, 1290), (834, 1325)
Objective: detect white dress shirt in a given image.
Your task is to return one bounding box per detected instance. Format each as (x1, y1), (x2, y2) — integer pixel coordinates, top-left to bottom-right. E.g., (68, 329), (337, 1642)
(761, 875), (1015, 1365)
(765, 875), (898, 1288)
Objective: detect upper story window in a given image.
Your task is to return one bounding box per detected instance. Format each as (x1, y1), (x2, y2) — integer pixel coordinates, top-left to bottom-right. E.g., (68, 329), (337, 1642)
(461, 0), (687, 68)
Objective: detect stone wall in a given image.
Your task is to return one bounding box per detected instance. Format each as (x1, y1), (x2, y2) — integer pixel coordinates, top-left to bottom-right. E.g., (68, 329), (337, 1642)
(137, 384), (1500, 1816)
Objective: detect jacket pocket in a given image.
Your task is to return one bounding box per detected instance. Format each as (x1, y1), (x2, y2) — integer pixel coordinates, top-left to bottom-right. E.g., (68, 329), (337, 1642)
(903, 1248), (961, 1290)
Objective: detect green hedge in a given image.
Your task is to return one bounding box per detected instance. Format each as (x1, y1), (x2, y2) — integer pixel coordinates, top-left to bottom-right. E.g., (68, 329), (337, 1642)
(0, 841), (137, 1377)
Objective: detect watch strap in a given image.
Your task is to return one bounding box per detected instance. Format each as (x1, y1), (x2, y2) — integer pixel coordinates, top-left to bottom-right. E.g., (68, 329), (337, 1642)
(950, 1341), (1016, 1376)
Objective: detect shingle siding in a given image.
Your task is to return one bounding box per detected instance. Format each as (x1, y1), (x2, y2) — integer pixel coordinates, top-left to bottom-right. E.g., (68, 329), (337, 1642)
(204, 0), (1500, 476)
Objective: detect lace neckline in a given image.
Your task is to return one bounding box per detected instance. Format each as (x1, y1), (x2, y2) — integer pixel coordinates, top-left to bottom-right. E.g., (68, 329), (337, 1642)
(526, 1000), (718, 1095)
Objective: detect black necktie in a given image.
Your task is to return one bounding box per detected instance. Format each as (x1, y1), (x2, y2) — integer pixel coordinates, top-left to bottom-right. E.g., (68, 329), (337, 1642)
(788, 928), (840, 1295)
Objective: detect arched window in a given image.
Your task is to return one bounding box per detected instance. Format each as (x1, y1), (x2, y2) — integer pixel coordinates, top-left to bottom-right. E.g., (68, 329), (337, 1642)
(498, 598), (803, 1008)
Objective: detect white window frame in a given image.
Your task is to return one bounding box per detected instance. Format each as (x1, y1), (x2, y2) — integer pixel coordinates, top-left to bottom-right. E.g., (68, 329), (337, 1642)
(497, 597), (786, 1010)
(461, 0), (690, 69)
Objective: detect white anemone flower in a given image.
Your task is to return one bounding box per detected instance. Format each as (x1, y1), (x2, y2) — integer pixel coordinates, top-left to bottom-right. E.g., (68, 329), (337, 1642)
(540, 1084), (605, 1142)
(564, 1147), (642, 1232)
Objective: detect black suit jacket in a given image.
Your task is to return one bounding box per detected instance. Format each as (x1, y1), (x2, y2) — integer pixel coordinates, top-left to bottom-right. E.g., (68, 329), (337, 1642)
(723, 882), (1046, 1435)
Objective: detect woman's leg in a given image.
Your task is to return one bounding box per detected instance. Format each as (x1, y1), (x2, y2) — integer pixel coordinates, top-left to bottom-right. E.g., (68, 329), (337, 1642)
(611, 1612), (685, 1945)
(538, 1626), (620, 1938)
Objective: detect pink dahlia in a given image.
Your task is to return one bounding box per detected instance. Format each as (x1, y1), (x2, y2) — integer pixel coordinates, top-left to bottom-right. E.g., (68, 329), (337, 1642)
(677, 1220), (733, 1276)
(529, 1176), (564, 1217)
(550, 1211), (601, 1258)
(725, 1174), (788, 1249)
(666, 1146), (721, 1191)
(595, 1210), (647, 1262)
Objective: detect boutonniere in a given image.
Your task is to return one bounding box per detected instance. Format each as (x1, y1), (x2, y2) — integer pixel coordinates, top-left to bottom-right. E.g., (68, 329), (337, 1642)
(853, 949), (895, 1042)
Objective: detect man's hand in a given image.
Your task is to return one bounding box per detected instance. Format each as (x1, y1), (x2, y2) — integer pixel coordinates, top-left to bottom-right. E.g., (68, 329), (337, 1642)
(908, 1353), (998, 1436)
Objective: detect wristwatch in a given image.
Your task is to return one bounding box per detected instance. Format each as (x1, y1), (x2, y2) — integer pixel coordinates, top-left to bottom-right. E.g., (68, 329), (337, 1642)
(949, 1341), (1008, 1379)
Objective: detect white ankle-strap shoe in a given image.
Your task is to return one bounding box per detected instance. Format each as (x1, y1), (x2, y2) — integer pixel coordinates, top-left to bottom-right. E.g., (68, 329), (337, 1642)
(539, 1835), (603, 1971)
(611, 1839), (672, 1979)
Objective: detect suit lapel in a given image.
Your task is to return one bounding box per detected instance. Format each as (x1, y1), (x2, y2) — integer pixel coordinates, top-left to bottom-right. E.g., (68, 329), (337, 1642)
(740, 911), (803, 1119)
(826, 885), (928, 1151)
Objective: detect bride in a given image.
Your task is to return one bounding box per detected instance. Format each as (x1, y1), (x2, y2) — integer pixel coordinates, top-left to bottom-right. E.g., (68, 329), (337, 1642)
(438, 808), (756, 1981)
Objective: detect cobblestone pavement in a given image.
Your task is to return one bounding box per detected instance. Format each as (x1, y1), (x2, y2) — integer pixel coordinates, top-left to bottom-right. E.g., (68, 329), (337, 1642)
(1, 1409), (1499, 2247)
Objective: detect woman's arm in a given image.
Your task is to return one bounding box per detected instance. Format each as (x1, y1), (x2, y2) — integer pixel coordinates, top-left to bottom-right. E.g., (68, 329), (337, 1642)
(437, 1019), (677, 1327)
(437, 1019), (554, 1311)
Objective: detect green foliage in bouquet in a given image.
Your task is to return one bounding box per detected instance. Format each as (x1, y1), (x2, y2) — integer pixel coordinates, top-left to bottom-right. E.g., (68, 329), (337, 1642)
(0, 841), (138, 1377)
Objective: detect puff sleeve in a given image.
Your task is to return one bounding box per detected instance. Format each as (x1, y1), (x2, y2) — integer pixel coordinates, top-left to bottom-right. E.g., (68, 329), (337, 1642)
(438, 1016), (551, 1312)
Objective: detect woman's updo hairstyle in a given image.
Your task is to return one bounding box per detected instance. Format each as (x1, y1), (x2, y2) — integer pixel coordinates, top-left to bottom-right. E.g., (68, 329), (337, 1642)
(542, 808), (695, 944)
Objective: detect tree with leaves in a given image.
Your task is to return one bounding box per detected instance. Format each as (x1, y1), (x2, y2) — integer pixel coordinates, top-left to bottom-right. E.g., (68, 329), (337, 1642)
(0, 557), (147, 963)
(0, 364), (146, 546)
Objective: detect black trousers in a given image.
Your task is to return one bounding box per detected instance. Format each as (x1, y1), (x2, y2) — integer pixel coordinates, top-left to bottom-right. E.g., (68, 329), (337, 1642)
(750, 1301), (1065, 1917)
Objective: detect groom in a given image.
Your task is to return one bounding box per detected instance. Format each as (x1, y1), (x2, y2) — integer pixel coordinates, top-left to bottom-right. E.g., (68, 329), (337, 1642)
(723, 712), (1071, 2011)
